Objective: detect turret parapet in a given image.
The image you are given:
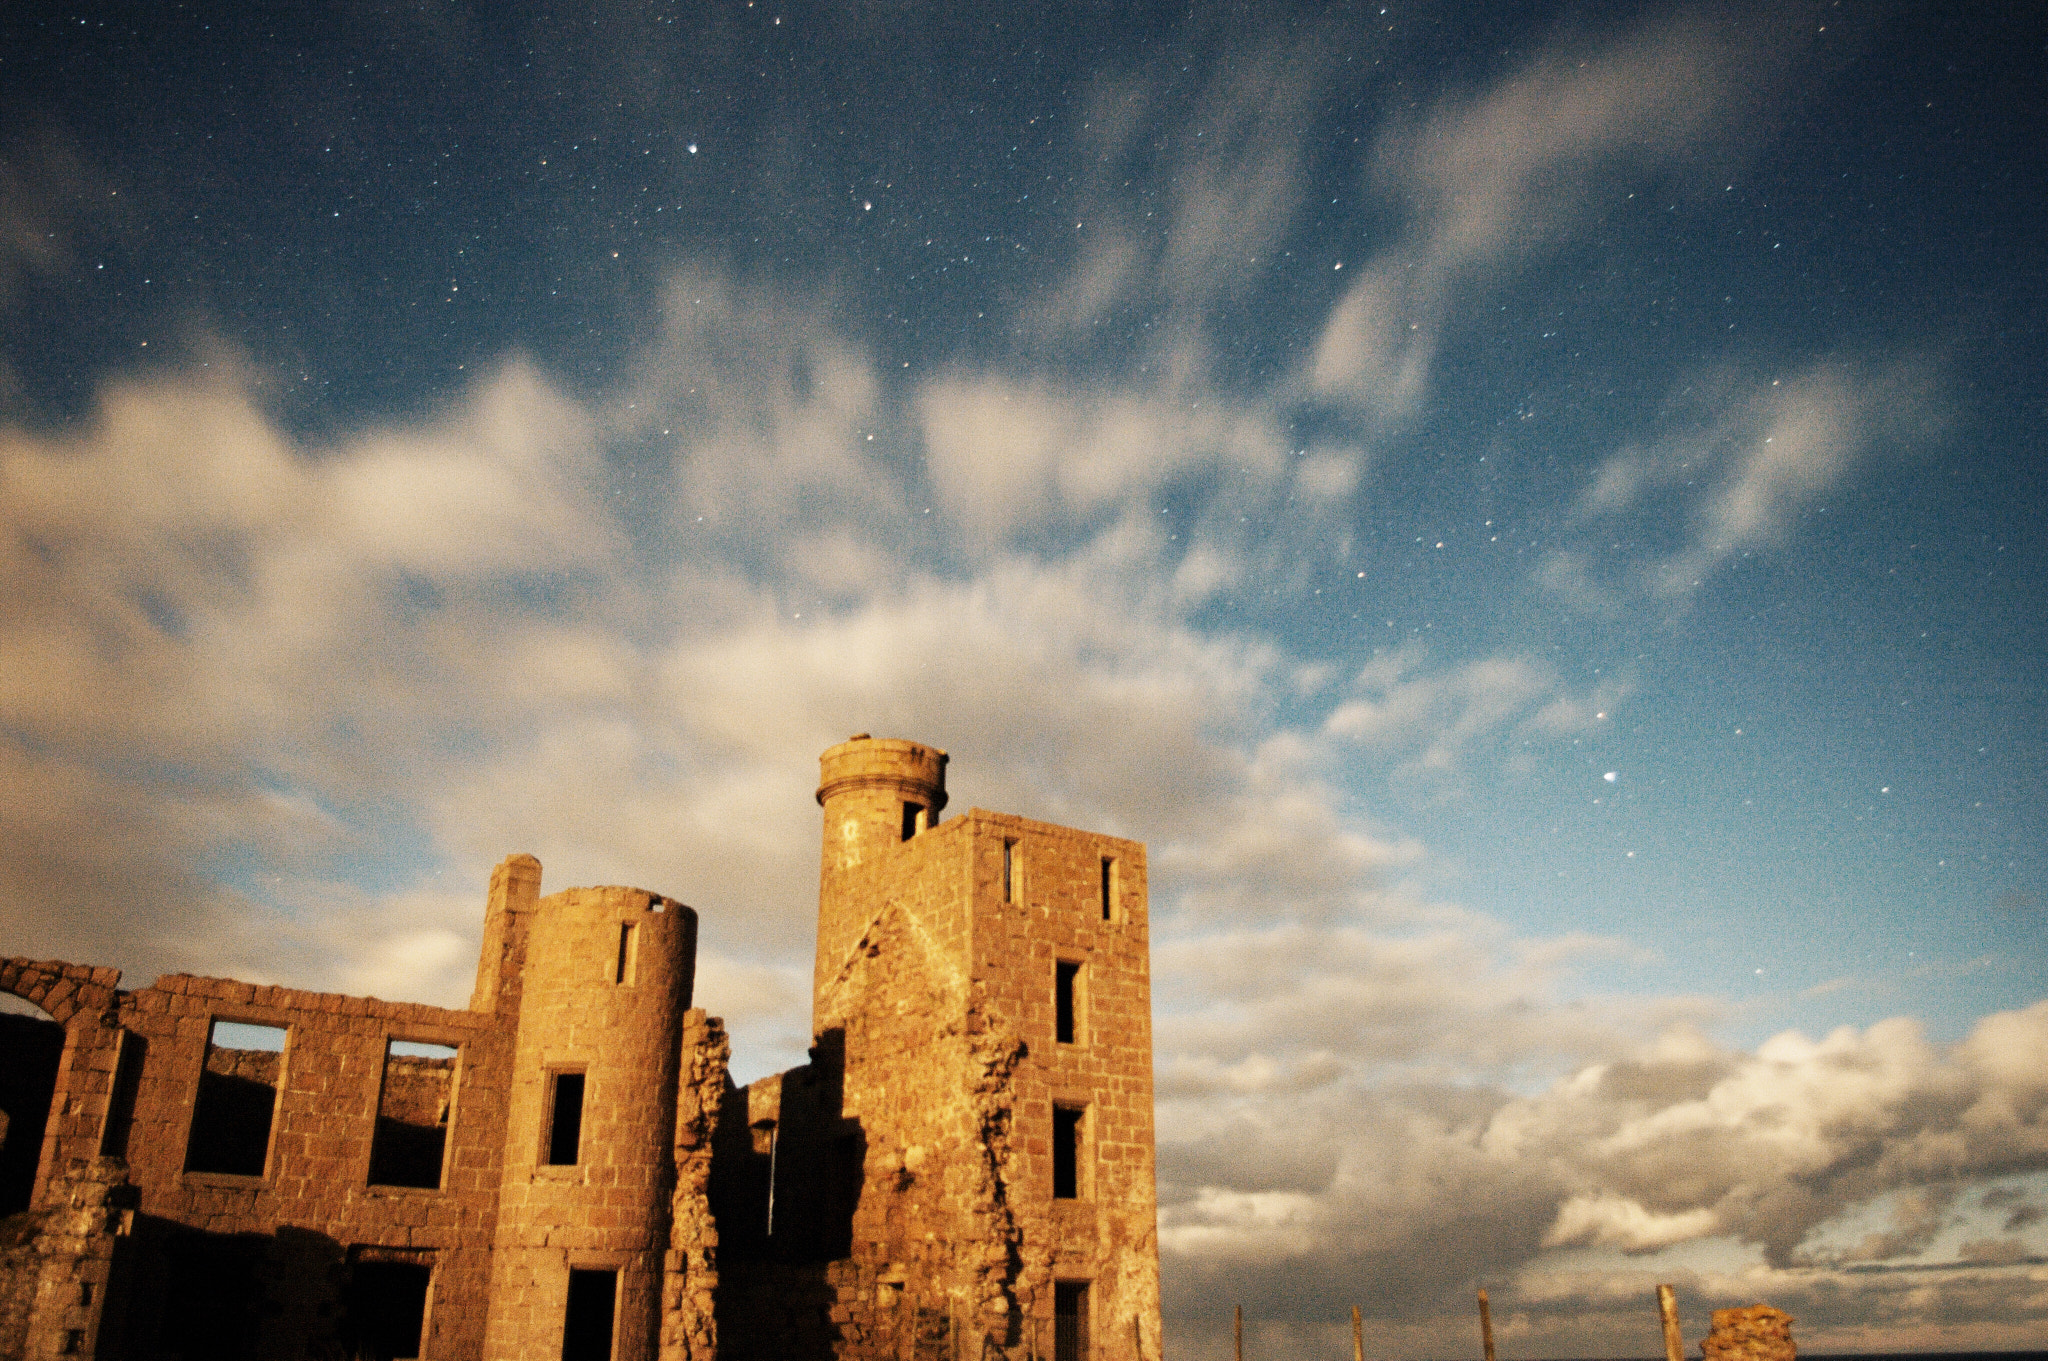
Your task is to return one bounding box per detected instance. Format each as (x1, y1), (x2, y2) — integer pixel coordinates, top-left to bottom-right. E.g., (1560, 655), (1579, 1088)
(815, 734), (948, 814)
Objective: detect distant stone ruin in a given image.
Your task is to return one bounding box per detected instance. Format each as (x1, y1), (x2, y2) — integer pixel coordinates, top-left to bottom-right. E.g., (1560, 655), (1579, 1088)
(0, 736), (1161, 1361)
(1701, 1304), (1796, 1361)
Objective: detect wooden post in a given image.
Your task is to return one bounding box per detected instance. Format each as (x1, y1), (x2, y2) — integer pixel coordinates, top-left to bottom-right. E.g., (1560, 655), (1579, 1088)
(1351, 1305), (1365, 1361)
(1234, 1304), (1244, 1361)
(1657, 1285), (1683, 1361)
(1477, 1289), (1496, 1361)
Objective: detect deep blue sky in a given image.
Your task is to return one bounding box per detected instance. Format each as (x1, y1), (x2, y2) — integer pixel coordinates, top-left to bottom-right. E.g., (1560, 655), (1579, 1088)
(3, 2), (2045, 1355)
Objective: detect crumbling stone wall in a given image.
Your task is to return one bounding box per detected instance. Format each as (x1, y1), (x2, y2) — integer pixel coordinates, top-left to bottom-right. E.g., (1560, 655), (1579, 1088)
(0, 1209), (39, 1359)
(1, 1157), (134, 1361)
(661, 1009), (730, 1361)
(1, 737), (1163, 1361)
(378, 1055), (456, 1129)
(710, 736), (1161, 1361)
(1702, 1304), (1796, 1361)
(97, 972), (507, 1358)
(966, 811), (1159, 1360)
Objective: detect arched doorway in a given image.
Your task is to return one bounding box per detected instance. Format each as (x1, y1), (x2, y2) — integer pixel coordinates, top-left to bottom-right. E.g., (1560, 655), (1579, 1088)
(0, 995), (64, 1215)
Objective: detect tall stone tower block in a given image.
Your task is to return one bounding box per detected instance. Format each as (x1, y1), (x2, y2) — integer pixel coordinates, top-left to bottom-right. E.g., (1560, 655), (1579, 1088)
(814, 734), (949, 1008)
(792, 735), (1161, 1361)
(482, 874), (699, 1361)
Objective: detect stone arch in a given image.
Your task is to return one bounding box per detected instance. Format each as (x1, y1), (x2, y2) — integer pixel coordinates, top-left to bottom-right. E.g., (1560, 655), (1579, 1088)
(0, 957), (122, 1028)
(0, 989), (65, 1215)
(0, 959), (126, 1213)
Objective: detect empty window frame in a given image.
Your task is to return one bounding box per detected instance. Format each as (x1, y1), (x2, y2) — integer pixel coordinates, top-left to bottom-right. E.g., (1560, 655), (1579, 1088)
(544, 1070), (587, 1166)
(345, 1256), (432, 1361)
(615, 922), (639, 985)
(185, 1019), (287, 1176)
(1052, 1103), (1084, 1200)
(901, 800), (924, 842)
(1054, 1281), (1091, 1361)
(1099, 856), (1118, 922)
(562, 1268), (618, 1361)
(1003, 838), (1021, 904)
(369, 1040), (458, 1189)
(1055, 961), (1081, 1046)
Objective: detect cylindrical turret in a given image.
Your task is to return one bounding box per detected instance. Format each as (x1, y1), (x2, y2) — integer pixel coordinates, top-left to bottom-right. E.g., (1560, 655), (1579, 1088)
(483, 883), (698, 1361)
(814, 735), (947, 1005)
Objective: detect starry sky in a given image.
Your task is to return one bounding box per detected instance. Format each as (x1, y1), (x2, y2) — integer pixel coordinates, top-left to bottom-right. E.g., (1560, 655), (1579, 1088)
(3, 1), (2046, 1355)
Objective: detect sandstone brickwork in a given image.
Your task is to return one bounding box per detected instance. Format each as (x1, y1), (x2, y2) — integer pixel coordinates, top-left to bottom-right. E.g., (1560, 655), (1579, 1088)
(0, 737), (1161, 1361)
(1700, 1304), (1795, 1361)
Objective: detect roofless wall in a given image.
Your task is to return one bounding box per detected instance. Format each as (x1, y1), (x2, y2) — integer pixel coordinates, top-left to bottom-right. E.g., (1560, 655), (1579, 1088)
(0, 738), (1160, 1361)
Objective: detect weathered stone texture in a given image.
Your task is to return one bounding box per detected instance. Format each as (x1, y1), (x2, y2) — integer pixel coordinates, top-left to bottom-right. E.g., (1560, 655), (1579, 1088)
(1701, 1304), (1796, 1361)
(0, 737), (1160, 1361)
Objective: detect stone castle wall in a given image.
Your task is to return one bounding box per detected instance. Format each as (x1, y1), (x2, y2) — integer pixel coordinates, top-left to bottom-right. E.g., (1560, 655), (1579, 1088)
(0, 737), (1160, 1361)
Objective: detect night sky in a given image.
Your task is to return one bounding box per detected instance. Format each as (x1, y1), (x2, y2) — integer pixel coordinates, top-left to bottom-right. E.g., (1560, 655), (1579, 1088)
(3, 1), (2046, 1355)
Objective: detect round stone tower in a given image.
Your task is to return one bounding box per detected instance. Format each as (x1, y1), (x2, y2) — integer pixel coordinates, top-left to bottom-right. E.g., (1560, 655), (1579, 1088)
(814, 734), (948, 1004)
(483, 884), (698, 1361)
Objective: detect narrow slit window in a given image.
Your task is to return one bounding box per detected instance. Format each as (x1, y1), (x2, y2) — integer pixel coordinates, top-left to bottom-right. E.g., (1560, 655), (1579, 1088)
(1054, 1281), (1090, 1361)
(369, 1040), (458, 1188)
(615, 922), (638, 985)
(1003, 838), (1020, 904)
(1055, 961), (1079, 1045)
(901, 801), (923, 842)
(562, 1267), (618, 1361)
(99, 1029), (147, 1159)
(185, 1020), (286, 1176)
(1052, 1104), (1083, 1199)
(1100, 857), (1117, 922)
(545, 1071), (586, 1166)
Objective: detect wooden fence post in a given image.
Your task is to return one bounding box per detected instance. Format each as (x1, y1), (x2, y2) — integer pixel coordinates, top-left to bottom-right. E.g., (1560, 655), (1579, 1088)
(1657, 1285), (1683, 1361)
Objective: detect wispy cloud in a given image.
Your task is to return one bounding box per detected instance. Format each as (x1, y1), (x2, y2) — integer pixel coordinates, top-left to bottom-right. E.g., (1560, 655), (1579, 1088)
(1310, 7), (1831, 424)
(1546, 359), (1948, 608)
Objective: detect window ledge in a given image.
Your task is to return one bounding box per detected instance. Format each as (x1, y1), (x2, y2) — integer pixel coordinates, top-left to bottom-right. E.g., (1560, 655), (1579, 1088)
(179, 1170), (270, 1189)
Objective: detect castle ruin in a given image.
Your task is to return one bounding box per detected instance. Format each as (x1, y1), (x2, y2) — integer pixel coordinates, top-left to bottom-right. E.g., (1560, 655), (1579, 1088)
(0, 736), (1160, 1361)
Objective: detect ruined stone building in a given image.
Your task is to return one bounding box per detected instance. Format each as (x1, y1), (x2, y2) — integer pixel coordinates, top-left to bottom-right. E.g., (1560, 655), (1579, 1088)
(0, 736), (1160, 1361)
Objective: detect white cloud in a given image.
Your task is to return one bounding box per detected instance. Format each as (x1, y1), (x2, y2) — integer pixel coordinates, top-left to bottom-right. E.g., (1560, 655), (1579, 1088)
(1154, 1003), (2048, 1346)
(1322, 649), (1620, 785)
(1544, 1191), (1722, 1252)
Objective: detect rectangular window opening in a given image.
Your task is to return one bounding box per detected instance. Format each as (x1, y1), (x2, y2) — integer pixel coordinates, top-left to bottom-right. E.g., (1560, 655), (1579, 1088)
(1100, 857), (1117, 922)
(345, 1258), (432, 1361)
(615, 922), (638, 985)
(1003, 838), (1020, 904)
(545, 1071), (586, 1166)
(369, 1040), (458, 1189)
(901, 801), (923, 842)
(1052, 1104), (1083, 1200)
(1054, 1281), (1091, 1361)
(1055, 961), (1079, 1046)
(562, 1267), (618, 1361)
(184, 1019), (286, 1176)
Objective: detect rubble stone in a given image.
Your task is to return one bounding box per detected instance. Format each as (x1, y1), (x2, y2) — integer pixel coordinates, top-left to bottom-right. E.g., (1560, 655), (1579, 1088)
(1701, 1304), (1796, 1361)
